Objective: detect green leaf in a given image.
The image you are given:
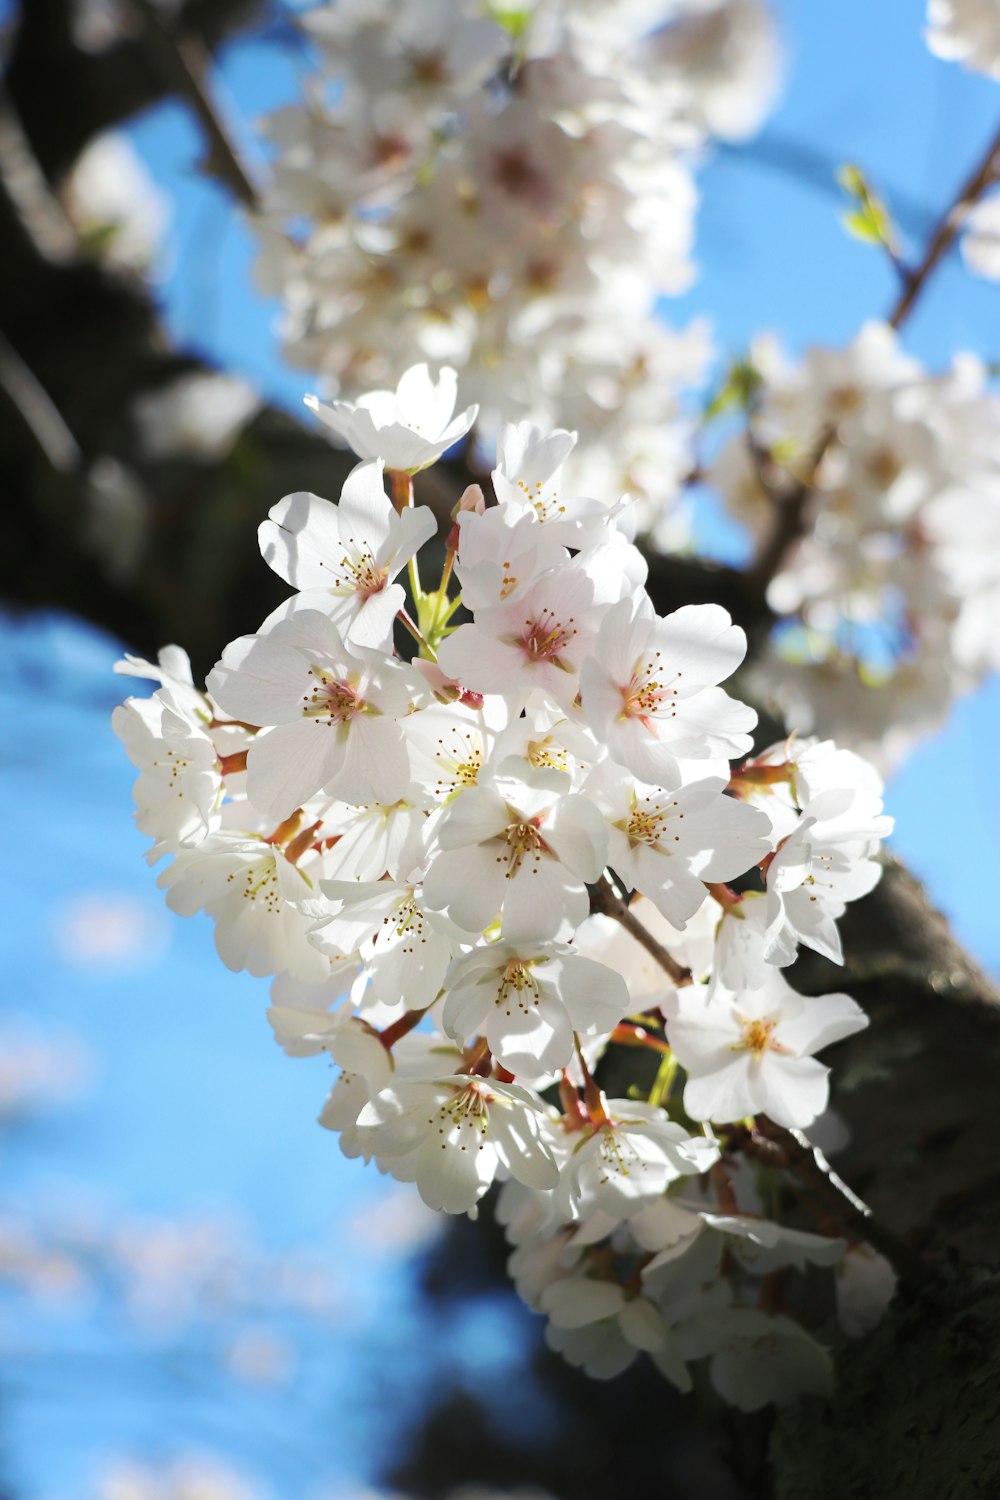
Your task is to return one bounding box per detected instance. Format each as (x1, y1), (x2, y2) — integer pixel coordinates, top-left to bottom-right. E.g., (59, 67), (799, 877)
(704, 356), (762, 421)
(837, 162), (897, 252)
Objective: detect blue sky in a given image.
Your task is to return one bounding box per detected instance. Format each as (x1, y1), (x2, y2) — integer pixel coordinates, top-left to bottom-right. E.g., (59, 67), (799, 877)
(4, 2), (1000, 1494)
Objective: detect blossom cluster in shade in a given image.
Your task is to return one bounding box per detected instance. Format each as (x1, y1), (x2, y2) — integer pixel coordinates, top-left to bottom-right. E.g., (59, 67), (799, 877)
(115, 365), (895, 1410)
(710, 321), (1000, 768)
(251, 0), (780, 514)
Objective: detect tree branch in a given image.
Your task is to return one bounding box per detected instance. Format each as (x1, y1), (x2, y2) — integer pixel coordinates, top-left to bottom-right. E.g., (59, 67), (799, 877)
(888, 114), (1000, 329)
(128, 0), (263, 210)
(588, 876), (691, 987)
(746, 112), (1000, 595)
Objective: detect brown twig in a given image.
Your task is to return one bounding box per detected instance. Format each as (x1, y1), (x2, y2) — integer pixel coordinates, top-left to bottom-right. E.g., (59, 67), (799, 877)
(888, 114), (1000, 329)
(0, 330), (82, 474)
(588, 875), (691, 987)
(129, 0), (262, 211)
(746, 113), (1000, 595)
(744, 425), (834, 594)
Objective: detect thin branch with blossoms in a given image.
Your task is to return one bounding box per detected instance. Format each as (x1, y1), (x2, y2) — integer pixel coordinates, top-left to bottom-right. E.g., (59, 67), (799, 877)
(744, 108), (1000, 620)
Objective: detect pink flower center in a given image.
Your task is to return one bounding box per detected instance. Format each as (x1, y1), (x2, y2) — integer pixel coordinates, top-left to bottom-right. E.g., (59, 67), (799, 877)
(517, 609), (576, 668)
(620, 653), (681, 723)
(303, 668), (366, 724)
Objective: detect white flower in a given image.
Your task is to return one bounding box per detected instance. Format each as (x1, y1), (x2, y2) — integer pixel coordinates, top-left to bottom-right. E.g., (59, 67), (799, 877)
(113, 689), (222, 859)
(441, 940), (631, 1076)
(962, 189), (1000, 280)
(926, 0), (1000, 78)
(591, 764), (773, 929)
(559, 1100), (718, 1221)
(666, 969), (868, 1128)
(542, 1274), (691, 1388)
(401, 700), (499, 806)
(685, 1215), (846, 1276)
(158, 833), (333, 983)
(836, 1244), (897, 1338)
(580, 597), (756, 785)
(355, 1074), (559, 1213)
(437, 558), (599, 711)
(258, 460), (437, 649)
(321, 1024), (463, 1158)
(320, 1021), (395, 1156)
(266, 967), (361, 1056)
(114, 643), (206, 722)
(422, 760), (607, 941)
(307, 0), (510, 105)
(491, 420), (624, 546)
(314, 797), (428, 882)
(764, 787), (891, 966)
(132, 372), (259, 462)
(451, 507), (568, 613)
(305, 364), (477, 473)
(640, 0), (783, 143)
(207, 610), (420, 820)
(493, 421), (579, 525)
(63, 131), (169, 271)
(676, 1307), (833, 1410)
(311, 877), (461, 1013)
(713, 890), (771, 990)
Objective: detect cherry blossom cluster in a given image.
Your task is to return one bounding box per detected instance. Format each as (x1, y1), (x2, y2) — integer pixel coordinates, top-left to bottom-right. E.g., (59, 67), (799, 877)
(115, 364), (894, 1409)
(710, 321), (1000, 767)
(252, 0), (780, 508)
(926, 0), (1000, 79)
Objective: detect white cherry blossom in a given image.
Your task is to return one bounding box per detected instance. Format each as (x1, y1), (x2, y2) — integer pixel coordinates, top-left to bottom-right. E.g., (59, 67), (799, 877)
(314, 797), (428, 883)
(207, 610), (421, 819)
(355, 1074), (559, 1213)
(926, 0), (1000, 77)
(441, 940), (631, 1076)
(401, 700), (499, 806)
(422, 760), (607, 941)
(764, 787), (891, 966)
(258, 459), (436, 648)
(158, 833), (333, 984)
(573, 895), (719, 1012)
(266, 967), (362, 1056)
(114, 643), (207, 722)
(451, 507), (567, 613)
(665, 970), (868, 1128)
(114, 689), (222, 859)
(580, 596), (756, 784)
(591, 764), (772, 928)
(962, 190), (1000, 281)
(305, 364), (478, 473)
(559, 1100), (719, 1221)
(437, 559), (598, 711)
(311, 877), (462, 1014)
(542, 1274), (691, 1388)
(675, 1308), (833, 1410)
